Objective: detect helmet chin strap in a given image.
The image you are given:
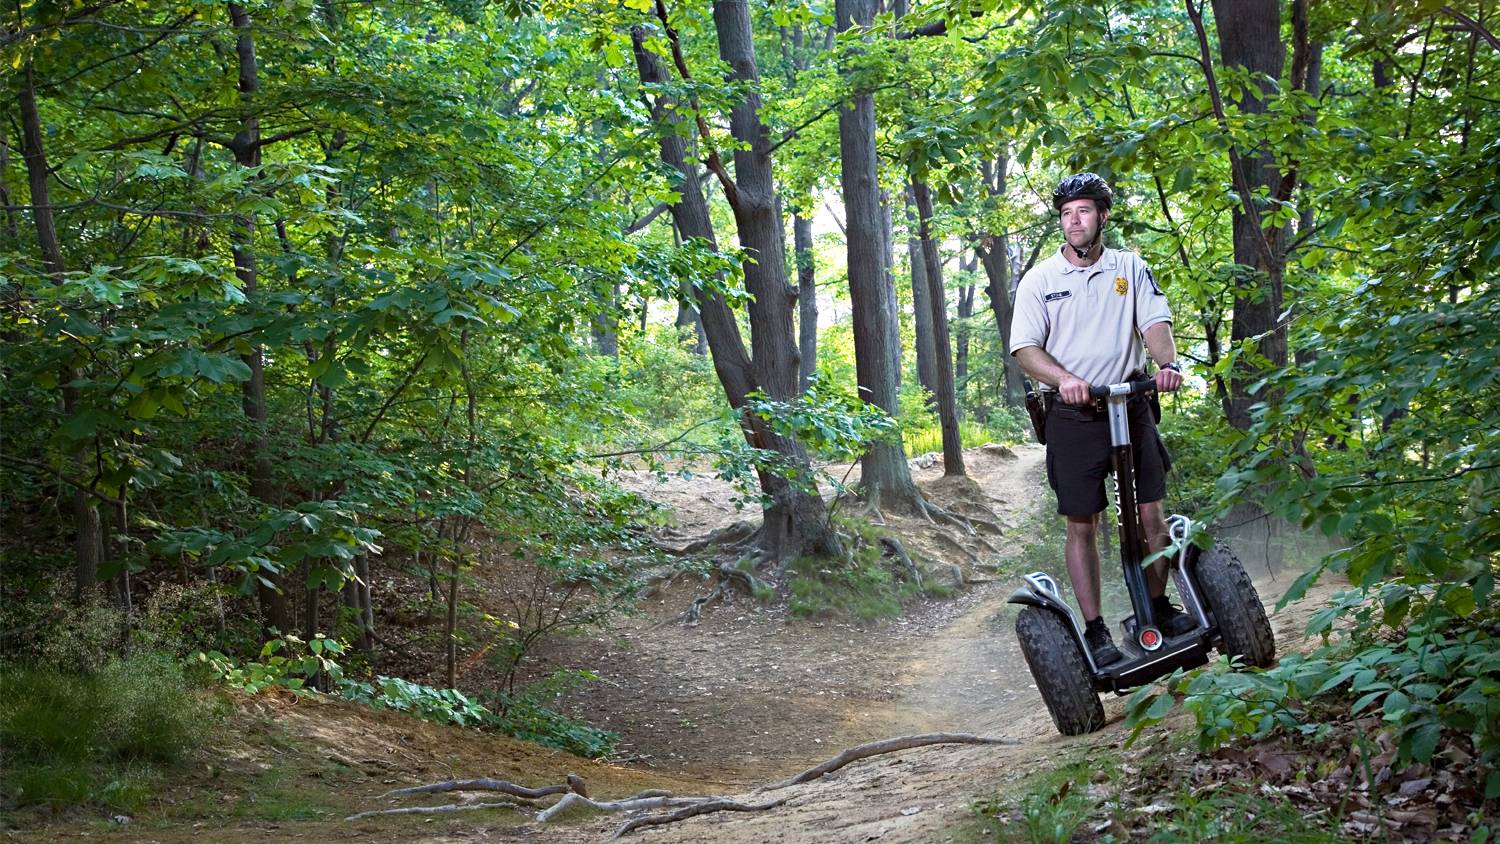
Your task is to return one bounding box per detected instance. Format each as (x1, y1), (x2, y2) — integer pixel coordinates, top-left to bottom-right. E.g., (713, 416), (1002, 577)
(1069, 226), (1103, 260)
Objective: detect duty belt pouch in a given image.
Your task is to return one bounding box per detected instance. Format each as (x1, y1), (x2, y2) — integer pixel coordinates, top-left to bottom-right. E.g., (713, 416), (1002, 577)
(1023, 379), (1047, 445)
(1127, 368), (1163, 424)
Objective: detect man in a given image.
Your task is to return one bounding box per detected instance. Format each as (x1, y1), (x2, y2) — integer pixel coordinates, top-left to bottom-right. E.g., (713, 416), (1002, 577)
(1009, 172), (1193, 666)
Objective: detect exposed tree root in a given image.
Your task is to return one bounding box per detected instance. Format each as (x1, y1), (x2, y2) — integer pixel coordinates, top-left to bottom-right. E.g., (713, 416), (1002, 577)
(382, 776), (570, 800)
(760, 732), (1019, 791)
(930, 529), (982, 564)
(611, 796), (791, 838)
(878, 537), (922, 587)
(346, 800), (527, 821)
(678, 585), (723, 626)
(674, 519), (759, 555)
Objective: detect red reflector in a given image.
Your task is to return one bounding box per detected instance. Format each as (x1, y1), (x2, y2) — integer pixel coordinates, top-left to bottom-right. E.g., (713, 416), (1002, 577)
(1142, 630), (1159, 647)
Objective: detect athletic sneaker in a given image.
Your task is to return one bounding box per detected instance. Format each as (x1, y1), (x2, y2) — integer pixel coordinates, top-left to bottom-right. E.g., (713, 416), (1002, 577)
(1084, 618), (1123, 666)
(1154, 596), (1198, 637)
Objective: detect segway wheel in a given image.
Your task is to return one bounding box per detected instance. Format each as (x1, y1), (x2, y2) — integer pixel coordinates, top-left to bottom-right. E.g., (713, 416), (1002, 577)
(1015, 607), (1105, 736)
(1197, 543), (1276, 668)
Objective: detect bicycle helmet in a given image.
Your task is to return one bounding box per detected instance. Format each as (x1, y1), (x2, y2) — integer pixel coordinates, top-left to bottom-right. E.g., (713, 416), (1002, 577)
(1052, 173), (1114, 212)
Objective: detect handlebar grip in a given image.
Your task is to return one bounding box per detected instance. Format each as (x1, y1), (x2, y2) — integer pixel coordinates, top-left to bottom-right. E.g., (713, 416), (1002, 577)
(1087, 378), (1157, 400)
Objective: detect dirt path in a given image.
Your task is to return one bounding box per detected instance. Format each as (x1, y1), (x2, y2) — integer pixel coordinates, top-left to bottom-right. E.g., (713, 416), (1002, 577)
(523, 443), (1333, 843)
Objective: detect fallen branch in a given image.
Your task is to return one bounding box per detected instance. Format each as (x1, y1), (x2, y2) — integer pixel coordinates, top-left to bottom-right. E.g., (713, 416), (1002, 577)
(345, 800), (527, 821)
(760, 733), (1018, 791)
(382, 777), (571, 800)
(612, 796), (791, 838)
(535, 792), (706, 823)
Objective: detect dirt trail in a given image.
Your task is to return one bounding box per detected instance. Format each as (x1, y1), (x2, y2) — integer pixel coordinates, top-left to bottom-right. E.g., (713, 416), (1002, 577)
(525, 443), (1333, 843)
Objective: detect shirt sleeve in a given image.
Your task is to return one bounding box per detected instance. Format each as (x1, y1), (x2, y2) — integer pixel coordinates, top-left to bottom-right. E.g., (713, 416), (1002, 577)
(1008, 268), (1048, 356)
(1133, 258), (1172, 334)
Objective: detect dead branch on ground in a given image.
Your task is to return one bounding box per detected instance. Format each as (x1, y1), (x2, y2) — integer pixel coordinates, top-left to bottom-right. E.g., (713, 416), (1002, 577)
(760, 732), (1019, 791)
(611, 796), (791, 838)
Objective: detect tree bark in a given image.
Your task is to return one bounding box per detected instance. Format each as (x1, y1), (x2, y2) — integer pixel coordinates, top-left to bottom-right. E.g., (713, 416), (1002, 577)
(18, 63), (104, 602)
(904, 189), (939, 404)
(835, 0), (922, 511)
(912, 180), (965, 476)
(794, 213), (818, 391)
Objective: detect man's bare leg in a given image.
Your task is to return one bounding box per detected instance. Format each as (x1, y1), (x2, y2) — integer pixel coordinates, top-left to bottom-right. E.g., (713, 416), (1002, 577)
(1139, 500), (1170, 597)
(1065, 514), (1103, 620)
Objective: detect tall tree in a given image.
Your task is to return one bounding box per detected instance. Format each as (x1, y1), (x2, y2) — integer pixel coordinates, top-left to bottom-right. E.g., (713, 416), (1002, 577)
(1192, 0), (1310, 430)
(974, 152), (1024, 407)
(633, 16), (840, 562)
(911, 179), (965, 476)
(835, 0), (924, 512)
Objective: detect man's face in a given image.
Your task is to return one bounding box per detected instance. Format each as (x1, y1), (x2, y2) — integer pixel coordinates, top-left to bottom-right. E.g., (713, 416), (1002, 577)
(1059, 198), (1106, 251)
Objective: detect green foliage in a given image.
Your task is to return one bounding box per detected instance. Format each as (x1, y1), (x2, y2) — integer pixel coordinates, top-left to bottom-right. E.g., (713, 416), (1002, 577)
(483, 670), (619, 759)
(338, 675), (493, 728)
(199, 634), (348, 696)
(0, 652), (216, 811)
(785, 520), (932, 621)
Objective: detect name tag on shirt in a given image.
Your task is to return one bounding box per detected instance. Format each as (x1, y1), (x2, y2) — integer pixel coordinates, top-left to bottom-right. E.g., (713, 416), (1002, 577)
(1044, 290), (1072, 302)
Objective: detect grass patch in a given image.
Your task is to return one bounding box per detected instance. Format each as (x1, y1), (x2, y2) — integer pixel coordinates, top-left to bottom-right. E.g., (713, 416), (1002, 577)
(0, 650), (217, 814)
(785, 517), (940, 621)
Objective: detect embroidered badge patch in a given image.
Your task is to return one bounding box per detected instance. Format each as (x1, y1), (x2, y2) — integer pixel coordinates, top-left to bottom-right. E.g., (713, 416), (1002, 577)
(1044, 290), (1072, 302)
(1114, 276), (1129, 296)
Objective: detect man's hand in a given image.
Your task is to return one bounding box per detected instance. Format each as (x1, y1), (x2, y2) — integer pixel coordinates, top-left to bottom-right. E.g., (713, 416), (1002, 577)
(1154, 365), (1183, 393)
(1058, 375), (1092, 405)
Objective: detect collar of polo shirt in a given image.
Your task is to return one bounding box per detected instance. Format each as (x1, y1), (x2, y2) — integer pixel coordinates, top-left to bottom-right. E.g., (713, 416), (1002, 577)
(1056, 245), (1120, 274)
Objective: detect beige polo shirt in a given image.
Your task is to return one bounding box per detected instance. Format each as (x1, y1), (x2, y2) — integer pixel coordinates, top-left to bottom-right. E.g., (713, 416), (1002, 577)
(1008, 245), (1172, 390)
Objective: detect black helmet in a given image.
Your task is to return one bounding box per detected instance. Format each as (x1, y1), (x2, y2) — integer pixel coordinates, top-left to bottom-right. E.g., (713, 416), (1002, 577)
(1052, 172), (1113, 211)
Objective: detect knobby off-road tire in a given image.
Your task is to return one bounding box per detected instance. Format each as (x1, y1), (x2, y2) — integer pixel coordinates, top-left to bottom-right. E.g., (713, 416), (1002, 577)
(1197, 543), (1276, 668)
(1015, 607), (1105, 736)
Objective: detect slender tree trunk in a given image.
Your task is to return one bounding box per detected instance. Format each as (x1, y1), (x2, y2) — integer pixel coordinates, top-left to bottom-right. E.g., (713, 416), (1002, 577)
(955, 260), (975, 405)
(227, 4), (289, 631)
(975, 154), (1024, 407)
(18, 64), (103, 602)
(794, 213), (818, 391)
(904, 189), (938, 404)
(880, 189), (901, 386)
(912, 181), (965, 476)
(835, 0), (921, 511)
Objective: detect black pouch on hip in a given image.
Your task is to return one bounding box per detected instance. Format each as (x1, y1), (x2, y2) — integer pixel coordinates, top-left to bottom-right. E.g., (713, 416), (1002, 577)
(1023, 378), (1048, 445)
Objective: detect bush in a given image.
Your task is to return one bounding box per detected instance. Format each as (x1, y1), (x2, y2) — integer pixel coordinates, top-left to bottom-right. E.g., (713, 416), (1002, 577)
(0, 650), (215, 811)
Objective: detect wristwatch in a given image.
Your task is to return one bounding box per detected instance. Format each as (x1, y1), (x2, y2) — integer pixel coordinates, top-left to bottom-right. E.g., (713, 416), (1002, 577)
(1161, 361), (1182, 373)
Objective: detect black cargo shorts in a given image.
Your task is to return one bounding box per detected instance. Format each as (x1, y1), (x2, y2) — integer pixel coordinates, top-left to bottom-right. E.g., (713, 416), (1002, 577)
(1043, 398), (1172, 517)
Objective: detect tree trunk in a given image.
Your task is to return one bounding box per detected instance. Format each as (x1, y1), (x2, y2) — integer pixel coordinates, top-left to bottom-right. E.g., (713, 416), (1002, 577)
(227, 4), (289, 632)
(835, 0), (922, 511)
(794, 213), (818, 391)
(880, 189), (901, 386)
(1209, 0), (1290, 431)
(711, 0), (841, 560)
(912, 180), (965, 476)
(18, 64), (103, 602)
(956, 265), (975, 405)
(904, 189), (938, 404)
(634, 23), (840, 562)
(975, 154), (1024, 407)
(592, 283), (620, 357)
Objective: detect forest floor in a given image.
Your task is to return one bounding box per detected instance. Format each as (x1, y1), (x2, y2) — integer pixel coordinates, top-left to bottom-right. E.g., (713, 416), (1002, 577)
(6, 443), (1342, 843)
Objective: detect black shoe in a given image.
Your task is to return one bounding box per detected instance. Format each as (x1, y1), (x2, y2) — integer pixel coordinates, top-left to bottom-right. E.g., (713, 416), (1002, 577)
(1154, 596), (1197, 637)
(1084, 619), (1123, 666)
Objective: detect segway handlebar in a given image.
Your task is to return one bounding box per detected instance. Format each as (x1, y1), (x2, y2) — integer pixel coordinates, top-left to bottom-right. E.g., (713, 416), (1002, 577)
(1088, 378), (1157, 401)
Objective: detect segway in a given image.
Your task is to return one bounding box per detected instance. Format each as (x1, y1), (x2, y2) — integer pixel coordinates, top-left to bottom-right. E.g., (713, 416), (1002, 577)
(1010, 378), (1275, 736)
